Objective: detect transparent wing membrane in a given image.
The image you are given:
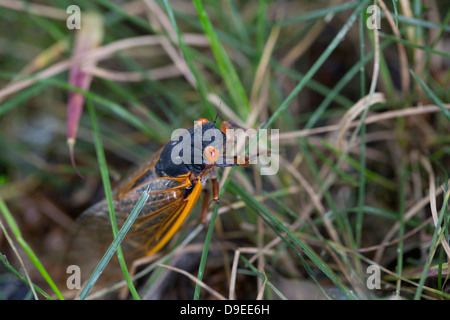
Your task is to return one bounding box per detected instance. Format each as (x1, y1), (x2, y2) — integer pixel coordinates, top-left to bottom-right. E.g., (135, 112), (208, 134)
(61, 151), (197, 292)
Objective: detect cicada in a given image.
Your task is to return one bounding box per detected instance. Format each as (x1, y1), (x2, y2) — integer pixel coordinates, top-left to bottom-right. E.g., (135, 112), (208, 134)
(62, 118), (253, 292)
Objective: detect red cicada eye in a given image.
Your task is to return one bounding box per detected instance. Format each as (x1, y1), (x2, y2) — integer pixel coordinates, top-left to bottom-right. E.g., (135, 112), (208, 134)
(204, 145), (219, 164)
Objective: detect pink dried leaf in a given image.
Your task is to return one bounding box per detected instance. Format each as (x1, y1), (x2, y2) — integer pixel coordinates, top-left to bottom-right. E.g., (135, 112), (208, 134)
(67, 12), (103, 176)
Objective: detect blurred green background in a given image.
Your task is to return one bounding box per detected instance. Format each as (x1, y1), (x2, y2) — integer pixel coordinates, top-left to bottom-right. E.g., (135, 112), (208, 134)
(0, 0), (449, 300)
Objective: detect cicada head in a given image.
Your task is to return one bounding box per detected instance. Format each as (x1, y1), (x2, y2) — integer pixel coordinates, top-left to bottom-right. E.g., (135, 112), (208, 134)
(155, 119), (228, 177)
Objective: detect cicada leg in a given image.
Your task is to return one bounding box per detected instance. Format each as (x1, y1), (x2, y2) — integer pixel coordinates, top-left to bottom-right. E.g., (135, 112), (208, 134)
(199, 176), (221, 223)
(200, 188), (210, 223)
(211, 176), (219, 203)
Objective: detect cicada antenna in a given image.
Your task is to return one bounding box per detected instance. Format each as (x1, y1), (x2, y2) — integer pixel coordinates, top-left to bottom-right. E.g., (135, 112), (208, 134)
(213, 101), (222, 125)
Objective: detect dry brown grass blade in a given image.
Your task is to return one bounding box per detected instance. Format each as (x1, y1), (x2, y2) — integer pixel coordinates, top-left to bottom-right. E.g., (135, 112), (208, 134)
(0, 219), (38, 299)
(247, 73), (270, 128)
(0, 39), (68, 107)
(0, 35), (207, 101)
(374, 179), (449, 263)
(334, 93), (386, 151)
(272, 103), (450, 142)
(280, 17), (328, 67)
(250, 25), (280, 105)
(357, 216), (433, 253)
(143, 0), (197, 87)
(399, 0), (414, 41)
(229, 247), (273, 300)
(420, 156), (450, 260)
(278, 157), (332, 236)
(279, 155), (363, 293)
(0, 0), (67, 20)
(256, 268), (267, 300)
(18, 39), (68, 77)
(158, 264), (227, 300)
(377, 0), (410, 97)
(82, 65), (182, 82)
(207, 94), (245, 128)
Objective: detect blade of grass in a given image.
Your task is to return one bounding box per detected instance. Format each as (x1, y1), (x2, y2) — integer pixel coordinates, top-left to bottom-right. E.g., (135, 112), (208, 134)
(308, 142), (358, 187)
(163, 0), (215, 120)
(0, 72), (163, 142)
(94, 0), (154, 33)
(86, 99), (140, 300)
(356, 111), (367, 248)
(193, 203), (220, 300)
(379, 12), (450, 32)
(229, 180), (355, 299)
(395, 164), (408, 297)
(414, 189), (450, 299)
(356, 8), (367, 249)
(0, 196), (64, 300)
(262, 0), (370, 131)
(100, 78), (171, 140)
(273, 62), (352, 109)
(359, 8), (366, 98)
(255, 0), (268, 52)
(0, 81), (49, 117)
(78, 181), (149, 300)
(225, 0), (250, 44)
(0, 252), (52, 299)
(410, 69), (450, 121)
(392, 0), (399, 28)
(277, 1), (359, 26)
(31, 76), (160, 139)
(318, 138), (397, 189)
(192, 0), (250, 118)
(239, 255), (287, 300)
(0, 217), (38, 299)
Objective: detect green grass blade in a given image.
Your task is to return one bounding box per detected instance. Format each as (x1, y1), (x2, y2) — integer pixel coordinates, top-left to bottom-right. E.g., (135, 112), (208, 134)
(277, 1), (358, 26)
(379, 32), (450, 59)
(0, 82), (49, 117)
(194, 176), (234, 299)
(194, 203), (219, 300)
(262, 0), (370, 130)
(380, 12), (450, 32)
(78, 184), (149, 300)
(414, 189), (450, 299)
(0, 196), (64, 300)
(229, 180), (355, 299)
(410, 69), (450, 121)
(86, 100), (140, 300)
(37, 76), (161, 139)
(239, 255), (288, 300)
(163, 0), (215, 120)
(192, 0), (250, 118)
(395, 165), (407, 296)
(0, 252), (52, 299)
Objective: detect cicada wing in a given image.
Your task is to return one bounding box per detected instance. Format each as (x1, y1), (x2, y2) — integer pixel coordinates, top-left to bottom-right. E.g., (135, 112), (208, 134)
(123, 198), (187, 257)
(117, 176), (203, 257)
(60, 199), (122, 295)
(142, 179), (203, 256)
(116, 148), (163, 196)
(60, 176), (195, 296)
